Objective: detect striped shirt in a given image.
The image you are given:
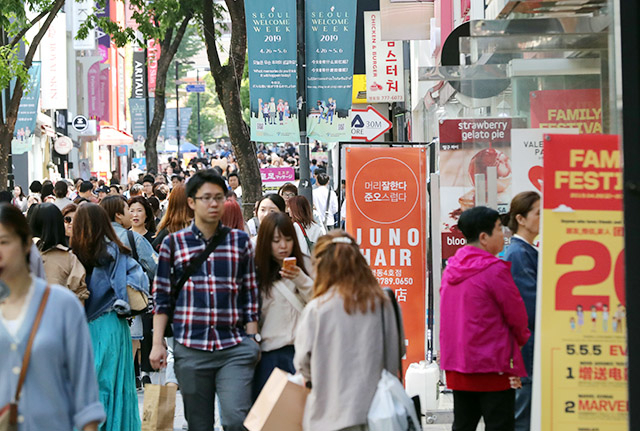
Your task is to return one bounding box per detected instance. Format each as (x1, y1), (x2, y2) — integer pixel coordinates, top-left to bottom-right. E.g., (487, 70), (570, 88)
(153, 222), (259, 351)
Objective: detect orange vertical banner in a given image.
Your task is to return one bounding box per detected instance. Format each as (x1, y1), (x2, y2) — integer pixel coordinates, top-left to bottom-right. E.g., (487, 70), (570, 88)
(345, 147), (428, 368)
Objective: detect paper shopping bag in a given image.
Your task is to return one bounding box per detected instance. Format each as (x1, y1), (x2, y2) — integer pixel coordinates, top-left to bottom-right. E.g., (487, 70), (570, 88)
(244, 368), (310, 431)
(142, 384), (177, 431)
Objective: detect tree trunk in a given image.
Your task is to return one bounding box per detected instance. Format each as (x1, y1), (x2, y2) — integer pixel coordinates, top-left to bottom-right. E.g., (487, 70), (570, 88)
(203, 0), (262, 220)
(0, 126), (12, 189)
(144, 15), (192, 174)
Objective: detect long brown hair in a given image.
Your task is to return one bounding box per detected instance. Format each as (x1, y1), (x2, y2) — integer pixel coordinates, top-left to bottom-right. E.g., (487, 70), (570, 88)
(288, 195), (313, 227)
(255, 212), (308, 296)
(156, 184), (194, 234)
(71, 203), (130, 270)
(313, 230), (386, 314)
(506, 191), (540, 233)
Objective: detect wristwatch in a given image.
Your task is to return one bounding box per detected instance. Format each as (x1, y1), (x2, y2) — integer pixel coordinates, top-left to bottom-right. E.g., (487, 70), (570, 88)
(247, 333), (262, 343)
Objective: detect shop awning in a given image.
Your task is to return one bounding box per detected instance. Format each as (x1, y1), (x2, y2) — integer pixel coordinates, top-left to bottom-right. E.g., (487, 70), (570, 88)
(98, 126), (134, 146)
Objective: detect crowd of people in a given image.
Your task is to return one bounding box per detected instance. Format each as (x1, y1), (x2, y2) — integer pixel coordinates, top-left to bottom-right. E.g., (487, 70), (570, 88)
(0, 144), (543, 431)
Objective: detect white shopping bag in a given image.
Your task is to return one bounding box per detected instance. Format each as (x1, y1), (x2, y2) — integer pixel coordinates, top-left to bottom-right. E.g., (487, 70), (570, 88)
(367, 370), (421, 431)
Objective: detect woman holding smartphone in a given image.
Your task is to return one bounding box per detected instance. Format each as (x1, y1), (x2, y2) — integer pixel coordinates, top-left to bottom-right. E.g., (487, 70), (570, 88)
(253, 212), (313, 396)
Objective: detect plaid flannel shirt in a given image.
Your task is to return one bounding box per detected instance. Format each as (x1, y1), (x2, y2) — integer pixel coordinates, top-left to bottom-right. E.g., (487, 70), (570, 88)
(153, 222), (260, 351)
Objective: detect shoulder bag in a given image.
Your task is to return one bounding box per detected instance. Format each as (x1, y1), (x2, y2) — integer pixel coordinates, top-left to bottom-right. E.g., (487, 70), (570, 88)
(0, 286), (51, 431)
(295, 222), (314, 254)
(126, 230), (151, 315)
(168, 227), (231, 318)
(273, 281), (306, 313)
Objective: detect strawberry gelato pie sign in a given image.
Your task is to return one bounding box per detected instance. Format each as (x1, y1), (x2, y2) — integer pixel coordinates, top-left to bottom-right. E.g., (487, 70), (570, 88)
(438, 118), (525, 259)
(364, 11), (405, 103)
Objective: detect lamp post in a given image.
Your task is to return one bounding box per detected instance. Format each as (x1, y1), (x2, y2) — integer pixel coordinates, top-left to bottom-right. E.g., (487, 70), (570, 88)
(175, 61), (181, 168)
(175, 60), (195, 170)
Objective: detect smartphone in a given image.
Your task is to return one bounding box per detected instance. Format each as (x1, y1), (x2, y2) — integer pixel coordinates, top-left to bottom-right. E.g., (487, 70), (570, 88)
(283, 257), (297, 270)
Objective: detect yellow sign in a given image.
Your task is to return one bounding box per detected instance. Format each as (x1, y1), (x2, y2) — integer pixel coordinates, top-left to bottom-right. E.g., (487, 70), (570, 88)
(540, 134), (627, 431)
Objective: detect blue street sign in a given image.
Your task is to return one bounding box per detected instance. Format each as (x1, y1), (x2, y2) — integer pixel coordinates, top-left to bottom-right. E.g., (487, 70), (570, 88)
(186, 84), (206, 93)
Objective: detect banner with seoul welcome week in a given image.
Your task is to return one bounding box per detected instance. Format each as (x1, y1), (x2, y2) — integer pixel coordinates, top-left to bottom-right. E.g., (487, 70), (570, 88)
(245, 0), (300, 143)
(305, 0), (357, 142)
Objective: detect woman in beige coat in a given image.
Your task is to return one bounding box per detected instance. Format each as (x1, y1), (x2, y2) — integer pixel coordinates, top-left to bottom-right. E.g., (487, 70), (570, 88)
(253, 212), (313, 396)
(29, 203), (88, 302)
(294, 231), (401, 431)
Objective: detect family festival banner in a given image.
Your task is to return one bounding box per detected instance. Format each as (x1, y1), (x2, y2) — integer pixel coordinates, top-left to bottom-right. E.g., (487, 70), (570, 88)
(530, 89), (602, 134)
(346, 147), (427, 369)
(539, 133), (626, 431)
(245, 0), (300, 143)
(305, 0), (357, 142)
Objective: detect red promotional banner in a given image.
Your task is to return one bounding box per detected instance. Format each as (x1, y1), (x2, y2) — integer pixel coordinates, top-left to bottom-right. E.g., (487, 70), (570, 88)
(147, 39), (161, 94)
(540, 133), (626, 430)
(530, 89), (602, 134)
(346, 147), (427, 369)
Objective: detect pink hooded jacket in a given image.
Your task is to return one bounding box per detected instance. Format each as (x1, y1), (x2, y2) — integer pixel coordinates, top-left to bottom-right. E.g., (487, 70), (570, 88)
(440, 246), (530, 377)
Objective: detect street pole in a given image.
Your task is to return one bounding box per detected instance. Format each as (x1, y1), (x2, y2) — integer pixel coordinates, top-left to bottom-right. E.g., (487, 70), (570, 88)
(297, 0), (312, 203)
(175, 62), (181, 169)
(197, 68), (201, 148)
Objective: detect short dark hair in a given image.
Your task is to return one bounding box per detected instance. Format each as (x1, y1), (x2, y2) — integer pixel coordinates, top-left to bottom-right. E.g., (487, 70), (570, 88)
(29, 203), (66, 251)
(29, 180), (42, 194)
(317, 173), (330, 186)
(185, 169), (228, 198)
(0, 191), (12, 203)
(142, 175), (155, 185)
(41, 183), (54, 198)
(171, 174), (184, 182)
(228, 172), (240, 184)
(0, 203), (32, 250)
(79, 181), (93, 193)
(458, 206), (501, 243)
(128, 196), (156, 233)
(54, 181), (68, 199)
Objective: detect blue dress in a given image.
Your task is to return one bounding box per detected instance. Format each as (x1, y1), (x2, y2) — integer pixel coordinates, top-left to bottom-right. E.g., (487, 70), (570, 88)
(85, 241), (149, 431)
(0, 278), (105, 430)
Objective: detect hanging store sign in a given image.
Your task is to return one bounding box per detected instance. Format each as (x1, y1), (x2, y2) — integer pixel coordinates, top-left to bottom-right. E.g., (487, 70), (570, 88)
(147, 40), (161, 94)
(305, 0), (357, 142)
(364, 11), (404, 103)
(260, 167), (295, 193)
(41, 13), (68, 110)
(54, 136), (74, 155)
(539, 133), (626, 431)
(346, 147), (427, 371)
(13, 62), (41, 139)
(438, 118), (524, 260)
(245, 0), (300, 143)
(132, 50), (147, 99)
(530, 89), (602, 134)
(72, 0), (95, 50)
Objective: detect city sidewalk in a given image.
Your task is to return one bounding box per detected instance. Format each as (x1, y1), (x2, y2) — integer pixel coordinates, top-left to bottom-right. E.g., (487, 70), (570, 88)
(136, 386), (484, 431)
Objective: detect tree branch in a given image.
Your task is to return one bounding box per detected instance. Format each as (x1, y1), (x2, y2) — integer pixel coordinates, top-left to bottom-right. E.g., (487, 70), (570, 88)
(7, 0), (65, 121)
(168, 13), (193, 56)
(202, 0), (223, 76)
(9, 9), (50, 47)
(225, 0), (247, 83)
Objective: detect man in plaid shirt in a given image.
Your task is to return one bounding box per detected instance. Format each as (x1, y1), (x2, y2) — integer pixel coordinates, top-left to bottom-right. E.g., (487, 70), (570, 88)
(150, 170), (260, 431)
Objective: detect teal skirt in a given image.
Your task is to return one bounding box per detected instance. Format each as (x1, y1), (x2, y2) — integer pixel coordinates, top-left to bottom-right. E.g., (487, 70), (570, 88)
(89, 311), (141, 431)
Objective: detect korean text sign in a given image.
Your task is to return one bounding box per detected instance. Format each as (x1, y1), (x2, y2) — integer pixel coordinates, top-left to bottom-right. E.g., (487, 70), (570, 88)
(260, 167), (295, 193)
(364, 11), (404, 103)
(346, 147), (427, 368)
(540, 133), (626, 431)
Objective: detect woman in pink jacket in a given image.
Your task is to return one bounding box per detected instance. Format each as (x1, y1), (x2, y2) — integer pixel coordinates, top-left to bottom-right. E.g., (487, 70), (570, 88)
(440, 206), (530, 431)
